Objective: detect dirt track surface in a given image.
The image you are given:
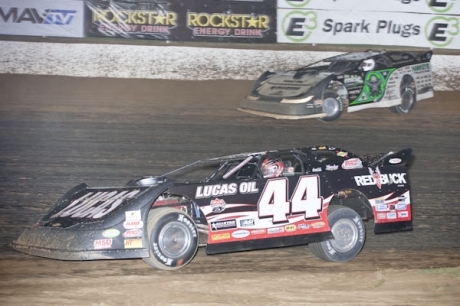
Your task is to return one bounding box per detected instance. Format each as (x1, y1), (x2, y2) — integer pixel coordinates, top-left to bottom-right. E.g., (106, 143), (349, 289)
(0, 75), (459, 305)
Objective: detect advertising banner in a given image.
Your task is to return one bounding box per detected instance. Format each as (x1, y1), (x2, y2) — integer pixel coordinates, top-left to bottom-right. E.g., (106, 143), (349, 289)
(86, 0), (277, 43)
(85, 0), (180, 40)
(277, 9), (460, 49)
(277, 0), (460, 15)
(181, 0), (276, 43)
(0, 0), (85, 37)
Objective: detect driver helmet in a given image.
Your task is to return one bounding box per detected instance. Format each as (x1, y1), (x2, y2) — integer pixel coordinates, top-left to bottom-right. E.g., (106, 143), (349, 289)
(261, 157), (284, 178)
(361, 59), (375, 71)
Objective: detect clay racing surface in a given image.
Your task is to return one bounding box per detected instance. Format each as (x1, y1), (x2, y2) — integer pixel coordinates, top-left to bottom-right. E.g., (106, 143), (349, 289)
(0, 75), (459, 305)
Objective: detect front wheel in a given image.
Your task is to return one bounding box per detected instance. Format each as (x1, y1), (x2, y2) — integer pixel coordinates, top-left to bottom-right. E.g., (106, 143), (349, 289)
(143, 208), (198, 270)
(319, 90), (343, 122)
(309, 206), (365, 262)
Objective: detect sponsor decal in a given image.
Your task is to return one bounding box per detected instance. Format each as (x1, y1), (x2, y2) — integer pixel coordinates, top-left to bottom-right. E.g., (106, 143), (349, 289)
(377, 213), (386, 220)
(51, 189), (142, 219)
(354, 167), (407, 189)
(387, 212), (397, 219)
(375, 198), (385, 205)
(298, 223), (310, 230)
(211, 233), (231, 241)
(94, 239), (112, 249)
(251, 229), (266, 235)
(285, 224), (296, 232)
(267, 226), (284, 234)
(196, 184), (237, 199)
(325, 164), (339, 171)
(210, 219), (237, 231)
(102, 229), (120, 238)
(239, 218), (255, 227)
(124, 238), (143, 249)
(123, 229), (143, 238)
(196, 182), (259, 199)
(210, 198), (227, 213)
(312, 221), (326, 228)
(231, 230), (250, 239)
(389, 158), (402, 164)
(311, 167), (322, 172)
(398, 211), (409, 218)
(336, 151), (348, 157)
(396, 204), (407, 210)
(375, 204), (389, 212)
(125, 210), (141, 221)
(342, 158), (363, 169)
(123, 220), (143, 229)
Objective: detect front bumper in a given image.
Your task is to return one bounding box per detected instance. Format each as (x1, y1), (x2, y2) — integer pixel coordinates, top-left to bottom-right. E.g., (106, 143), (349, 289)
(239, 97), (325, 120)
(11, 226), (149, 261)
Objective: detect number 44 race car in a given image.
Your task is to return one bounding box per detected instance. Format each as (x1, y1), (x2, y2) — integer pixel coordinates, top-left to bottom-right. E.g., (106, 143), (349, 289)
(239, 50), (434, 121)
(13, 146), (413, 270)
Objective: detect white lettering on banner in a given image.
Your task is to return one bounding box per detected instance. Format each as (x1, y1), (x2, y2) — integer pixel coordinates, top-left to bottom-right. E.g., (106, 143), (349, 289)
(258, 176), (323, 223)
(51, 189), (142, 219)
(277, 9), (460, 49)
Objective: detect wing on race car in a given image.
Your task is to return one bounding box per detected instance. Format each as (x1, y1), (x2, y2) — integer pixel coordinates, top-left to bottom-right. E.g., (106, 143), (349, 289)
(12, 180), (173, 261)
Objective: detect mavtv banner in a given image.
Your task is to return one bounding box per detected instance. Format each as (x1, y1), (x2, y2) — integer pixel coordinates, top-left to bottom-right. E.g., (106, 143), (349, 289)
(0, 0), (84, 37)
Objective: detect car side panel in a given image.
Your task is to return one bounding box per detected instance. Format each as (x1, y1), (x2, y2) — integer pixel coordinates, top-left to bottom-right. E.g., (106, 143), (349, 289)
(169, 175), (336, 253)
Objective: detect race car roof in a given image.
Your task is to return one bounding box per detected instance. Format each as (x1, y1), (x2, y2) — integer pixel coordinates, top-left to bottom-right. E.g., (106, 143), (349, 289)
(324, 51), (382, 62)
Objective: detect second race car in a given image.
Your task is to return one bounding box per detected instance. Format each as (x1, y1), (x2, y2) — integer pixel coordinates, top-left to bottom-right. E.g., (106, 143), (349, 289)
(239, 50), (434, 121)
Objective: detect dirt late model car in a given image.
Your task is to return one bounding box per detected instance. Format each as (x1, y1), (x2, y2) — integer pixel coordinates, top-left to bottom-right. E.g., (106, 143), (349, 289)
(239, 50), (433, 121)
(13, 146), (413, 270)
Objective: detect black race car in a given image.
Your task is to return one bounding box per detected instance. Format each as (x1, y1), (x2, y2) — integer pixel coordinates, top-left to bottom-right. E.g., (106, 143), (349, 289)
(13, 146), (413, 270)
(239, 50), (434, 121)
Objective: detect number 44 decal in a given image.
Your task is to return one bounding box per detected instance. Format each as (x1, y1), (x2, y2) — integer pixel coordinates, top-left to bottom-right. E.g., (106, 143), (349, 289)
(258, 176), (323, 223)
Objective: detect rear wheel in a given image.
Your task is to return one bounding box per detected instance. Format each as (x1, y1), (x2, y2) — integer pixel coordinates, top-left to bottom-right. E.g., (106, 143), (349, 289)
(143, 208), (198, 270)
(390, 77), (416, 114)
(309, 206), (365, 262)
(319, 90), (343, 122)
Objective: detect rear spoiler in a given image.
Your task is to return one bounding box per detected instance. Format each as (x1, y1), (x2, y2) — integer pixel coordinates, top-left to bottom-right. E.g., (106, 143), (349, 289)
(369, 148), (412, 167)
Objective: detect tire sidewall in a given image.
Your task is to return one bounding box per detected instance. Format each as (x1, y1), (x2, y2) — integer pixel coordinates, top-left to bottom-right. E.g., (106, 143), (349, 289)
(321, 92), (343, 121)
(399, 87), (416, 113)
(324, 207), (365, 262)
(149, 211), (198, 268)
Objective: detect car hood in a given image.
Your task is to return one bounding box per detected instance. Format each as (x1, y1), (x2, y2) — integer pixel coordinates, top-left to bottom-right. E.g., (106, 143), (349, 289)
(256, 71), (332, 99)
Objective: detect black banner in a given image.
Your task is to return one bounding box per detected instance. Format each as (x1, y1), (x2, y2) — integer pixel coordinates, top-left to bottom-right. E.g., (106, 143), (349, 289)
(85, 0), (276, 43)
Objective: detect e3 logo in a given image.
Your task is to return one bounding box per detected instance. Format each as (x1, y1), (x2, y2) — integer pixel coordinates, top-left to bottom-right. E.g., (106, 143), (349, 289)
(425, 16), (459, 47)
(281, 11), (317, 43)
(426, 0), (458, 14)
(284, 0), (311, 8)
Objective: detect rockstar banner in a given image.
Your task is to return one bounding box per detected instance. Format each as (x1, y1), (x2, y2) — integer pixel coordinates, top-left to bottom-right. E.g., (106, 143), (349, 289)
(85, 0), (276, 43)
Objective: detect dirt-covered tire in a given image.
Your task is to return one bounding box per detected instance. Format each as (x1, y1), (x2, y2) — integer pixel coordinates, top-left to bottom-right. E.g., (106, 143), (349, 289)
(143, 208), (198, 270)
(319, 90), (343, 122)
(309, 206), (365, 262)
(390, 77), (416, 114)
